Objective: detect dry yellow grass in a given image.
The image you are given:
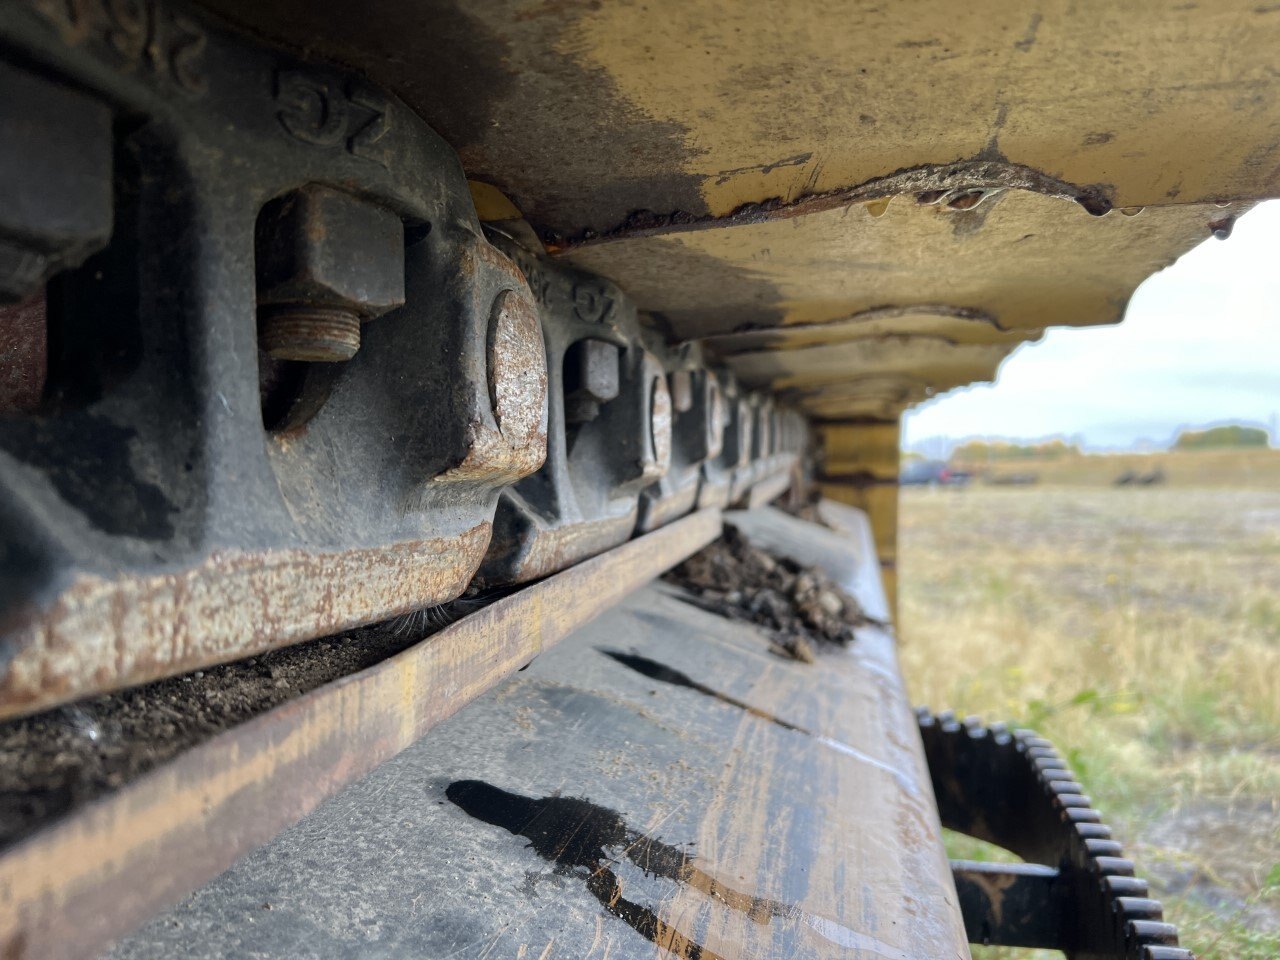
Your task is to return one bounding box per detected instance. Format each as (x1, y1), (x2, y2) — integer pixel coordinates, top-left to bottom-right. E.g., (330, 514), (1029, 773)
(898, 485), (1280, 959)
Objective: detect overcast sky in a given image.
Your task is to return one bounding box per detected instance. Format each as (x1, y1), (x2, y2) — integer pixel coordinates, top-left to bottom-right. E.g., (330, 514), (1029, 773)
(904, 199), (1280, 450)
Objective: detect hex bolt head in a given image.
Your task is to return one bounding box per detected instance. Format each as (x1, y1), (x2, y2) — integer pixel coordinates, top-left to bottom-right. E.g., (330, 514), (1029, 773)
(487, 289), (547, 451)
(696, 372), (725, 461)
(649, 373), (672, 473)
(563, 337), (621, 423)
(255, 185), (405, 362)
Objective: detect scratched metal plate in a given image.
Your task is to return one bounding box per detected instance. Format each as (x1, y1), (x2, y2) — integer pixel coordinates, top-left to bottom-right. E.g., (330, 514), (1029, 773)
(108, 509), (967, 959)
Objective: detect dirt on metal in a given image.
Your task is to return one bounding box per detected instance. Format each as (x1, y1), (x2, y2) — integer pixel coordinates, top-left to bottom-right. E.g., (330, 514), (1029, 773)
(0, 510), (723, 960)
(0, 601), (476, 851)
(662, 524), (868, 662)
(777, 487), (838, 530)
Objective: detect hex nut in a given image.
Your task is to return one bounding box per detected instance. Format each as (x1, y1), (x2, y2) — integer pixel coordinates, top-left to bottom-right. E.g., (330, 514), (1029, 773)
(256, 185), (405, 361)
(563, 337), (620, 423)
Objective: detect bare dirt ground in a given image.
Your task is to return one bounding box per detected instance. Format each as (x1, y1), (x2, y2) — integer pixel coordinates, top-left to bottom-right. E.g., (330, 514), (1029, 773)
(899, 485), (1280, 959)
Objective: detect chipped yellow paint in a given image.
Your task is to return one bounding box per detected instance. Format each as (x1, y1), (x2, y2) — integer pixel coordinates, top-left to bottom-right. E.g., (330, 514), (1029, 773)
(568, 0), (1280, 213)
(702, 306), (1038, 354)
(729, 337), (1015, 392)
(563, 193), (1233, 336)
(563, 191), (1240, 416)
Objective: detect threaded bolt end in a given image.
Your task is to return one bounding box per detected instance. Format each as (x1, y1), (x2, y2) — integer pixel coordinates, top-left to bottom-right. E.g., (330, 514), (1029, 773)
(260, 306), (361, 362)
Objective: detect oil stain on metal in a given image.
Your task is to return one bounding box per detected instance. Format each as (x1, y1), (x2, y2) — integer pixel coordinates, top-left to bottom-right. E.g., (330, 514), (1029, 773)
(445, 779), (912, 959)
(445, 779), (734, 959)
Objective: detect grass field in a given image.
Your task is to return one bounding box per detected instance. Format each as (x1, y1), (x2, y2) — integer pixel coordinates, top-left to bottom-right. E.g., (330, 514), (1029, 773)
(898, 484), (1280, 959)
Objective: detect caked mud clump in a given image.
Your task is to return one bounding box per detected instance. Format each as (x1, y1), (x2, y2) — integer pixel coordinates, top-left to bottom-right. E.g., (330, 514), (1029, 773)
(777, 488), (836, 530)
(662, 524), (870, 662)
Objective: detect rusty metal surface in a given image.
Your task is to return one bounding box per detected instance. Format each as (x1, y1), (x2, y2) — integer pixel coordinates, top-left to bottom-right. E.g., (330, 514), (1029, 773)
(0, 524), (490, 720)
(106, 506), (966, 960)
(485, 506), (640, 586)
(474, 236), (677, 586)
(475, 232), (800, 587)
(0, 508), (721, 960)
(0, 3), (555, 719)
(0, 294), (45, 413)
(2, 0), (812, 718)
(254, 184), (407, 362)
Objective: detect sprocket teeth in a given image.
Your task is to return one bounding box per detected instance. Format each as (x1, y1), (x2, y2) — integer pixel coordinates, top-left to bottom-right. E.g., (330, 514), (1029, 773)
(1115, 897), (1163, 921)
(1053, 792), (1092, 809)
(1066, 806), (1103, 824)
(1093, 855), (1136, 876)
(1085, 838), (1124, 858)
(1076, 822), (1113, 840)
(919, 710), (1183, 958)
(1045, 776), (1081, 791)
(1126, 919), (1179, 946)
(1033, 755), (1069, 775)
(1141, 947), (1194, 960)
(1103, 874), (1149, 898)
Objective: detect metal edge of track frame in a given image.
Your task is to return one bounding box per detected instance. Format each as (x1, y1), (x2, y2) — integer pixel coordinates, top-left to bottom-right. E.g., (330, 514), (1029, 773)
(0, 509), (723, 960)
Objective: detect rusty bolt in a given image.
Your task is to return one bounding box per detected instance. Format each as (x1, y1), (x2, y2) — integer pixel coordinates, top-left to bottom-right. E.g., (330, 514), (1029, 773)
(259, 306), (362, 362)
(487, 289), (546, 451)
(563, 337), (620, 423)
(647, 370), (673, 479)
(696, 372), (725, 461)
(255, 185), (405, 362)
(734, 398), (752, 468)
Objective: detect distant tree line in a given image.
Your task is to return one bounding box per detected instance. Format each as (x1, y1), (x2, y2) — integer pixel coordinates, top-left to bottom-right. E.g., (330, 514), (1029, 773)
(951, 439), (1081, 462)
(1173, 425), (1269, 449)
